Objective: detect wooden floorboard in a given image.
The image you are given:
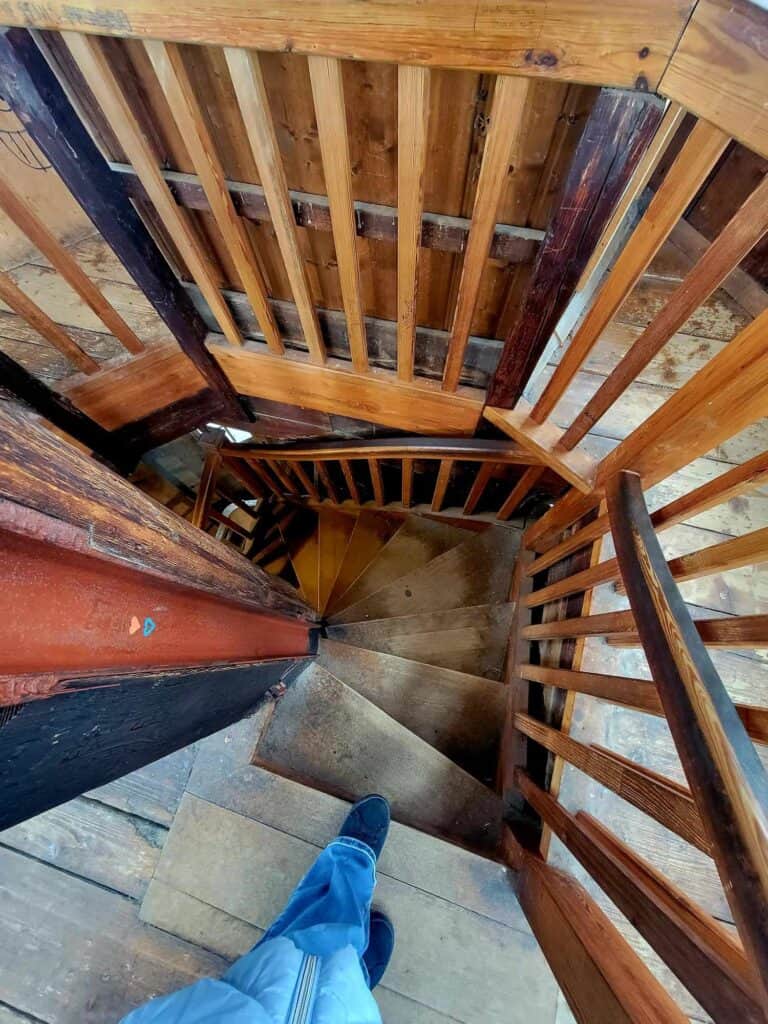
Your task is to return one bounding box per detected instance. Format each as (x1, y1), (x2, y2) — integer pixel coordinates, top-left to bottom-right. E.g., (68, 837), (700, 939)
(86, 745), (196, 827)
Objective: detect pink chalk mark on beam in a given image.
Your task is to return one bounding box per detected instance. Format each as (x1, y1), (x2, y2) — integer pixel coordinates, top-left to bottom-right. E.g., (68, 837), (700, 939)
(129, 615), (141, 635)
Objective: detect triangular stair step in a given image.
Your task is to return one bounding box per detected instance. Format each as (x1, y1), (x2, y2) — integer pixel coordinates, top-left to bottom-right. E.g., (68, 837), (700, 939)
(317, 507), (357, 615)
(280, 507), (319, 610)
(329, 517), (467, 616)
(325, 510), (401, 614)
(316, 637), (505, 783)
(253, 663), (502, 851)
(326, 602), (514, 681)
(330, 524), (521, 624)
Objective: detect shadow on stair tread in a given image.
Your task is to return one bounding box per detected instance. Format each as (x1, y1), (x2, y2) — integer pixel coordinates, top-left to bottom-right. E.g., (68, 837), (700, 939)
(316, 637), (506, 783)
(327, 603), (515, 681)
(325, 510), (402, 614)
(328, 516), (468, 616)
(252, 662), (503, 851)
(329, 523), (521, 625)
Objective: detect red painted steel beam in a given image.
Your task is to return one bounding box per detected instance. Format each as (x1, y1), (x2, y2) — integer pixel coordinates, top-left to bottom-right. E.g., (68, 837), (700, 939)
(1, 528), (311, 689)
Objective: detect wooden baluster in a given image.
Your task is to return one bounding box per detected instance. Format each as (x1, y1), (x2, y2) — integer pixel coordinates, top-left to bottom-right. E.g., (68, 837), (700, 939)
(608, 469), (768, 1008)
(497, 466), (545, 521)
(316, 461), (341, 504)
(339, 459), (360, 504)
(397, 65), (430, 381)
(431, 458), (454, 511)
(401, 457), (413, 508)
(289, 461), (321, 500)
(368, 458), (385, 505)
(463, 461), (495, 515)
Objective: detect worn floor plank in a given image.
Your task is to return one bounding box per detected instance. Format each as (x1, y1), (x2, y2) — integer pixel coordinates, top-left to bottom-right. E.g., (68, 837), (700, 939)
(87, 745), (196, 827)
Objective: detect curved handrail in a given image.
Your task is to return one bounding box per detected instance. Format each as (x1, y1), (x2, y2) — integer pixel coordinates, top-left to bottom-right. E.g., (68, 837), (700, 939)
(220, 436), (538, 465)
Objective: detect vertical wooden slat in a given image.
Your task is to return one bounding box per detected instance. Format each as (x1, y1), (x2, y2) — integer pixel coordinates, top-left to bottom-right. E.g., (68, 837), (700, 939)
(192, 451), (221, 529)
(401, 457), (413, 508)
(463, 461), (495, 515)
(397, 64), (430, 382)
(308, 56), (368, 373)
(0, 270), (99, 374)
(530, 118), (730, 422)
(144, 40), (281, 354)
(441, 75), (529, 392)
(316, 461), (341, 504)
(248, 460), (284, 498)
(224, 48), (325, 364)
(431, 458), (454, 511)
(368, 458), (385, 505)
(497, 465), (545, 521)
(289, 461), (321, 500)
(339, 459), (361, 503)
(62, 32), (245, 350)
(266, 460), (299, 494)
(0, 175), (145, 355)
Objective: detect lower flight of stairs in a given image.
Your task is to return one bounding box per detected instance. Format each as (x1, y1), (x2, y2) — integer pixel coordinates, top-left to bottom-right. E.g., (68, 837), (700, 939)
(253, 507), (521, 854)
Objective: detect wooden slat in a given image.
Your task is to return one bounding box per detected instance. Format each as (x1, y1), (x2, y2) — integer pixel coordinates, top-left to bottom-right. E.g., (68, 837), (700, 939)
(515, 772), (763, 1024)
(224, 47), (324, 363)
(442, 75), (529, 392)
(368, 458), (385, 505)
(527, 513), (610, 574)
(247, 460), (284, 498)
(0, 4), (696, 90)
(308, 56), (367, 373)
(513, 845), (689, 1024)
(191, 451), (220, 529)
(431, 459), (454, 512)
(144, 40), (280, 354)
(396, 64), (430, 382)
(222, 456), (267, 501)
(562, 170), (768, 448)
(62, 32), (246, 349)
(523, 609), (636, 641)
(484, 402), (597, 494)
(339, 459), (360, 504)
(209, 345), (483, 436)
(209, 508), (251, 540)
(519, 663), (768, 744)
(316, 461), (341, 504)
(514, 713), (709, 852)
(288, 461), (320, 500)
(487, 89), (665, 408)
(497, 466), (545, 521)
(531, 119), (730, 422)
(265, 460), (299, 495)
(0, 270), (99, 375)
(652, 450), (768, 532)
(401, 458), (413, 508)
(608, 470), (768, 1007)
(0, 175), (144, 355)
(576, 101), (686, 286)
(661, 0), (768, 160)
(463, 462), (495, 515)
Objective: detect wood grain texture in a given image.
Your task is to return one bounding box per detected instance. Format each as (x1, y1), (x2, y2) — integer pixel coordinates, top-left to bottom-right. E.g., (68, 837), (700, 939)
(209, 344), (483, 435)
(401, 457), (413, 508)
(0, 2), (694, 88)
(488, 89), (665, 407)
(562, 170), (768, 448)
(0, 175), (144, 355)
(225, 47), (325, 362)
(514, 713), (710, 853)
(497, 466), (546, 520)
(532, 118), (730, 422)
(661, 0), (768, 159)
(224, 436), (535, 464)
(514, 849), (688, 1024)
(608, 470), (768, 1007)
(325, 510), (401, 612)
(317, 507), (356, 614)
(339, 458), (360, 503)
(517, 773), (763, 1024)
(308, 56), (368, 373)
(430, 458), (454, 512)
(397, 64), (430, 382)
(62, 32), (245, 349)
(442, 75), (529, 391)
(191, 450), (220, 529)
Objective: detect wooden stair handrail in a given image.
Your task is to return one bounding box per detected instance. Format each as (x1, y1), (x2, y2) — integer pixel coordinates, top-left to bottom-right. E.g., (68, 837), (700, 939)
(220, 437), (538, 464)
(606, 469), (768, 1013)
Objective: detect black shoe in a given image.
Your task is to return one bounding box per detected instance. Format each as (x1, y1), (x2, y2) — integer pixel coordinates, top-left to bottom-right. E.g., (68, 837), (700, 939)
(364, 910), (395, 990)
(338, 794), (390, 859)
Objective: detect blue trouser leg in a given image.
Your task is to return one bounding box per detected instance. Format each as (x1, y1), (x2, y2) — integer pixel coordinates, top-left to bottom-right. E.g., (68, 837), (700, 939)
(255, 836), (377, 959)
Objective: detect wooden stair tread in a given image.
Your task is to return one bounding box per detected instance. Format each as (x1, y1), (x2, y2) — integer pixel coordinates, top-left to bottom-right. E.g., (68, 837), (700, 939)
(280, 507), (319, 609)
(330, 524), (521, 624)
(329, 516), (467, 615)
(325, 510), (402, 613)
(317, 507), (357, 614)
(253, 663), (502, 850)
(317, 637), (505, 782)
(327, 603), (515, 680)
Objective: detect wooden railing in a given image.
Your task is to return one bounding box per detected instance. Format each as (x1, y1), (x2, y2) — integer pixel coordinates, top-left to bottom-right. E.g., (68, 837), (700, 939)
(209, 437), (547, 526)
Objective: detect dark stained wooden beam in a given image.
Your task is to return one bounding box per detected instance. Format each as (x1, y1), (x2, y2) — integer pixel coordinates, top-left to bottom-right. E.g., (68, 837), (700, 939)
(0, 657), (306, 830)
(608, 470), (768, 1011)
(487, 88), (665, 407)
(0, 27), (247, 422)
(112, 162), (544, 264)
(0, 349), (127, 468)
(110, 387), (228, 459)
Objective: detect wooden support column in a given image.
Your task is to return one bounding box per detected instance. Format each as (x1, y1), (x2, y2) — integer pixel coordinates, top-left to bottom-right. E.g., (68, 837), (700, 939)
(487, 89), (665, 408)
(0, 28), (246, 423)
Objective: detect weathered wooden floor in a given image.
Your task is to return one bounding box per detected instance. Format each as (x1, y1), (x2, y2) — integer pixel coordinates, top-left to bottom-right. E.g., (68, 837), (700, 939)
(0, 719), (563, 1023)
